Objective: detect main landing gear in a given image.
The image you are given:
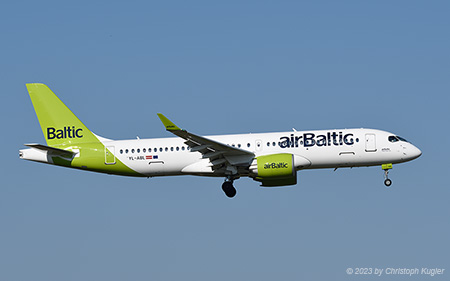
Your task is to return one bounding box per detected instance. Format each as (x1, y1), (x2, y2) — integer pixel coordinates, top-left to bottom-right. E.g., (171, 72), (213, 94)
(222, 177), (237, 198)
(382, 164), (393, 187)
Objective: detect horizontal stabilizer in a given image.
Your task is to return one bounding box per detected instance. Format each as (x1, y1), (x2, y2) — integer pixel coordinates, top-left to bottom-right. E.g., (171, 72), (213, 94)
(25, 143), (76, 158)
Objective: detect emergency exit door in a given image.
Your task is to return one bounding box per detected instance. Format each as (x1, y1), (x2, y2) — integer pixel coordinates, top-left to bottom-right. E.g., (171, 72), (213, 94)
(105, 146), (116, 164)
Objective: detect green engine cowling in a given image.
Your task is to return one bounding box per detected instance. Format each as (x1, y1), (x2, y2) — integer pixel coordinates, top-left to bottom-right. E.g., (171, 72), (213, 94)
(250, 153), (297, 187)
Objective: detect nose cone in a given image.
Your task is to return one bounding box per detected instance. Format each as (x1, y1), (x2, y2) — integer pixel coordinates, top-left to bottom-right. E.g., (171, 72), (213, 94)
(408, 144), (422, 160)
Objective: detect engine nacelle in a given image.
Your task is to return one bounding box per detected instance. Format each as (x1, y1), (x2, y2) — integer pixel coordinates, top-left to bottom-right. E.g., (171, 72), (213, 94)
(250, 153), (299, 187)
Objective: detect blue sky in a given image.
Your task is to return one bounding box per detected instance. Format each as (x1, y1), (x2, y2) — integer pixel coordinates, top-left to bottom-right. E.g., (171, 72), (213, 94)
(1, 1), (449, 280)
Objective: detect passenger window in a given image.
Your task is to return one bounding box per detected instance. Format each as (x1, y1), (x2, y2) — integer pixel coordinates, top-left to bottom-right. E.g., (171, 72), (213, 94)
(267, 142), (270, 146)
(165, 147), (168, 152)
(120, 149), (123, 154)
(171, 147), (174, 151)
(182, 147), (185, 151)
(176, 147), (179, 151)
(238, 144), (241, 148)
(137, 148), (140, 153)
(272, 142), (276, 146)
(149, 148), (152, 152)
(247, 143), (251, 147)
(125, 149), (129, 154)
(159, 148), (163, 152)
(143, 148), (146, 153)
(131, 149), (135, 153)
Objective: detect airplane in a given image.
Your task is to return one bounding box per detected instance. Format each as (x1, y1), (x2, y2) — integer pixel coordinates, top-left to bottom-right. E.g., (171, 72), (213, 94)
(20, 83), (422, 198)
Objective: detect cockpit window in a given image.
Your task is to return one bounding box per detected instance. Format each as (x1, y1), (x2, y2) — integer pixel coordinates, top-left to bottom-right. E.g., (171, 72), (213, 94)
(396, 136), (409, 143)
(388, 136), (399, 142)
(389, 135), (410, 143)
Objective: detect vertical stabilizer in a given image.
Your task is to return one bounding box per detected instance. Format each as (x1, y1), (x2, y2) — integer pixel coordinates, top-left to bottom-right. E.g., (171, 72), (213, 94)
(26, 83), (99, 147)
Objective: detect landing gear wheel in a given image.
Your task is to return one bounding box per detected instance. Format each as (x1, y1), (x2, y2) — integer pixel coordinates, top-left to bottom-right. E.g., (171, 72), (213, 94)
(382, 165), (393, 188)
(222, 181), (236, 198)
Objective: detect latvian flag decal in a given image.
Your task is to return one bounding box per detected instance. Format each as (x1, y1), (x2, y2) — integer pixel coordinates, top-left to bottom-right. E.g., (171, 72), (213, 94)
(146, 155), (159, 160)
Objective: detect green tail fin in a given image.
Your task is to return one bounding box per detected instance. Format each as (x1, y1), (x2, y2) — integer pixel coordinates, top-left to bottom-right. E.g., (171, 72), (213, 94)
(26, 83), (99, 147)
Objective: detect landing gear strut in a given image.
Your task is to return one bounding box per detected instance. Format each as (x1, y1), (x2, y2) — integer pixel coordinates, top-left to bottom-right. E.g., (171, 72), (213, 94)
(222, 177), (237, 198)
(382, 164), (393, 187)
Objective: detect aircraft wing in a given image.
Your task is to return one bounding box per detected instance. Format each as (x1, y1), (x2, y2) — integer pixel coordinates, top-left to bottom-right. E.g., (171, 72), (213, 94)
(157, 114), (255, 171)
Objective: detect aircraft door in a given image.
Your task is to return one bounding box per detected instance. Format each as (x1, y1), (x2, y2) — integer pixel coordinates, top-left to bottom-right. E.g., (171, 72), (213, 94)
(365, 134), (377, 152)
(105, 146), (116, 164)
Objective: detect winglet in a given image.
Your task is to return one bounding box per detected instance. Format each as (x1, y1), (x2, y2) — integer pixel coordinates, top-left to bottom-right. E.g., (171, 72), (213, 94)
(157, 113), (181, 131)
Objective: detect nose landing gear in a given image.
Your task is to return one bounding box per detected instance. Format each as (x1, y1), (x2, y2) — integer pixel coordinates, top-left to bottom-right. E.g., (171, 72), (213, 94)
(382, 163), (393, 187)
(384, 177), (392, 187)
(222, 177), (237, 198)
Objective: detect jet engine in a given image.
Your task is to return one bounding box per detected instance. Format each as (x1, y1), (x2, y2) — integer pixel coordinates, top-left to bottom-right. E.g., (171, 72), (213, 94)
(249, 153), (310, 187)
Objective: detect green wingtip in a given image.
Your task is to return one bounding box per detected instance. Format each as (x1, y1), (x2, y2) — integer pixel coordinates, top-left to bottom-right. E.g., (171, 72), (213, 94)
(157, 113), (181, 131)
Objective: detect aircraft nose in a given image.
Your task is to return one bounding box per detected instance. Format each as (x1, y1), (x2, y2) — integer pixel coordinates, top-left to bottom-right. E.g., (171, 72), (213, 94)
(408, 144), (422, 160)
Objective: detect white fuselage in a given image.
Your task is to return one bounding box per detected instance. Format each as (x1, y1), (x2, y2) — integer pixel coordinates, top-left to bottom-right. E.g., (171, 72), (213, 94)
(103, 128), (421, 177)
